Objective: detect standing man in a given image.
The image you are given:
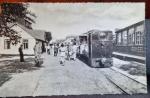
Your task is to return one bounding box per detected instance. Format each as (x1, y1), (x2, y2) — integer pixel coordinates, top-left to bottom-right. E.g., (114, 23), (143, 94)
(47, 44), (50, 55)
(18, 44), (24, 62)
(54, 44), (58, 56)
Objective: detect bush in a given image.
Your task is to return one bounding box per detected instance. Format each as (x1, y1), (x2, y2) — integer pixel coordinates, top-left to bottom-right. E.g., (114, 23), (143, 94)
(120, 64), (132, 71)
(119, 63), (146, 76)
(129, 66), (146, 76)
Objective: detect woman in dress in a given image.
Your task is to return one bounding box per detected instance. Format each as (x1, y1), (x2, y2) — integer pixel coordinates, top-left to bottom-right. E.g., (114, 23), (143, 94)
(59, 43), (66, 65)
(34, 41), (42, 67)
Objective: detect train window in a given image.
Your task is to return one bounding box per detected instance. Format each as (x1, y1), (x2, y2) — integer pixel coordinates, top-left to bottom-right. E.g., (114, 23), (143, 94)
(92, 34), (99, 40)
(79, 36), (87, 44)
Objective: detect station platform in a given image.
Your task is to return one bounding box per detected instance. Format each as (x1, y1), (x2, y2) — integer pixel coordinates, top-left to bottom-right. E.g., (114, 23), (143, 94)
(112, 52), (146, 64)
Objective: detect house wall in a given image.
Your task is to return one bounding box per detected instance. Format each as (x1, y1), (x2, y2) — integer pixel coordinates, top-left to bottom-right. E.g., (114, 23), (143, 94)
(0, 25), (36, 55)
(114, 21), (145, 56)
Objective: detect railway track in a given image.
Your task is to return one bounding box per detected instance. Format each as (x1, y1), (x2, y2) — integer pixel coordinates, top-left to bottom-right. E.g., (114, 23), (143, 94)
(110, 67), (147, 86)
(100, 67), (147, 94)
(104, 74), (129, 94)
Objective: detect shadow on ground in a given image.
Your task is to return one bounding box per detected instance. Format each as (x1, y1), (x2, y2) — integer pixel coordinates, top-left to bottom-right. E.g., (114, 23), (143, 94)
(0, 57), (43, 87)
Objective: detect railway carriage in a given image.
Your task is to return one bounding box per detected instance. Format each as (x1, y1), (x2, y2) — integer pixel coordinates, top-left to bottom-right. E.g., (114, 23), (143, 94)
(77, 30), (113, 68)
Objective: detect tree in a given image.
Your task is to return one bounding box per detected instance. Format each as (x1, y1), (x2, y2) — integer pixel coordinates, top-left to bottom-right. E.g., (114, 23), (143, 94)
(45, 32), (52, 43)
(0, 3), (35, 45)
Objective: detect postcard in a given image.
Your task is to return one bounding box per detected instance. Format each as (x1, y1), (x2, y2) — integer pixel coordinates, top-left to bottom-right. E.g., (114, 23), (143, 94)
(0, 3), (147, 97)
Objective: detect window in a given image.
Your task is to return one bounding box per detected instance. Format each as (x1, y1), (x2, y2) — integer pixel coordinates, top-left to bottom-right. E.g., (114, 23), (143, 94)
(23, 39), (28, 49)
(117, 33), (121, 45)
(135, 31), (143, 45)
(132, 32), (135, 44)
(99, 32), (106, 39)
(92, 33), (99, 40)
(4, 39), (11, 49)
(80, 36), (87, 44)
(135, 25), (144, 45)
(128, 28), (134, 45)
(122, 31), (127, 45)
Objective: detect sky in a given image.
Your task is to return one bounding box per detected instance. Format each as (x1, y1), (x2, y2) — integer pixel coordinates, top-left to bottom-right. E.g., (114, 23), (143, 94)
(28, 3), (145, 41)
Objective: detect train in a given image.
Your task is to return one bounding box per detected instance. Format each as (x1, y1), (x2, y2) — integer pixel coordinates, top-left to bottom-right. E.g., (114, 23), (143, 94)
(76, 29), (113, 68)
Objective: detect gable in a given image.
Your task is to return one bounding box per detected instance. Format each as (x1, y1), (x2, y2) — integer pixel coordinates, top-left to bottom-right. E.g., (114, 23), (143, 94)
(11, 24), (35, 39)
(17, 24), (46, 41)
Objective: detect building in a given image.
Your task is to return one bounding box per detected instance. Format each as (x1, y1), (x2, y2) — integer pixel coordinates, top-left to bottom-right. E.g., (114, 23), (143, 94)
(16, 13), (35, 29)
(114, 20), (145, 57)
(0, 23), (47, 55)
(0, 13), (49, 56)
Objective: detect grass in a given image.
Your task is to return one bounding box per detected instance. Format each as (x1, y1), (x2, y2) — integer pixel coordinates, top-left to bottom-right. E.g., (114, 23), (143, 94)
(120, 62), (146, 76)
(0, 72), (11, 87)
(0, 57), (43, 87)
(0, 58), (41, 73)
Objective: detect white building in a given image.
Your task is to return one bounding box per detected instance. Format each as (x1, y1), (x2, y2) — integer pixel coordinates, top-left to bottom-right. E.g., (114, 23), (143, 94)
(0, 23), (47, 55)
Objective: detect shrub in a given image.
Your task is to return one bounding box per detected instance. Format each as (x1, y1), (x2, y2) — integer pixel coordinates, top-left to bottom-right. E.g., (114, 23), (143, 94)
(120, 64), (132, 71)
(129, 66), (146, 76)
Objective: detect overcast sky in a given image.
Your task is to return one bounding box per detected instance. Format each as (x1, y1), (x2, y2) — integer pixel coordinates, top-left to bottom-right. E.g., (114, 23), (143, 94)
(28, 3), (145, 41)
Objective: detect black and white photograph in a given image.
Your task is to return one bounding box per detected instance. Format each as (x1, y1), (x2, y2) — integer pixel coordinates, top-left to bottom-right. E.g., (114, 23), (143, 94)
(0, 3), (147, 97)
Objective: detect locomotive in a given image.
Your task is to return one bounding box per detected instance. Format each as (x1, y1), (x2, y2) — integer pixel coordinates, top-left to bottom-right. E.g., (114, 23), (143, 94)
(77, 29), (113, 68)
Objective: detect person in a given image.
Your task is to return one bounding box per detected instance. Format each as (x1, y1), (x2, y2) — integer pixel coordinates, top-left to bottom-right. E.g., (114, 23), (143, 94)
(34, 41), (42, 67)
(80, 40), (88, 55)
(59, 43), (66, 65)
(47, 45), (50, 55)
(72, 43), (78, 61)
(54, 44), (58, 56)
(18, 44), (24, 62)
(57, 43), (60, 54)
(50, 44), (54, 55)
(66, 43), (72, 60)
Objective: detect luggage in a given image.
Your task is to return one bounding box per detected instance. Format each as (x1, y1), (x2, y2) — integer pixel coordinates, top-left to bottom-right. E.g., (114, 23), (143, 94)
(35, 56), (43, 67)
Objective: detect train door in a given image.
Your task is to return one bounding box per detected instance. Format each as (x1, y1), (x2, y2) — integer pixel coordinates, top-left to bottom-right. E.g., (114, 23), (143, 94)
(77, 35), (90, 64)
(79, 35), (88, 56)
(89, 32), (103, 67)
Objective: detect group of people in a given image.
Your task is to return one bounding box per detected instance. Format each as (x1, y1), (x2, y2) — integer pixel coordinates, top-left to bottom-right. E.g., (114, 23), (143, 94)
(46, 42), (78, 66)
(18, 39), (86, 67)
(18, 41), (42, 67)
(46, 43), (59, 56)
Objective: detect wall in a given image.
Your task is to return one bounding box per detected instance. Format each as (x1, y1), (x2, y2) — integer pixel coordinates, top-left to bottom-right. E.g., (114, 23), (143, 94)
(0, 25), (36, 55)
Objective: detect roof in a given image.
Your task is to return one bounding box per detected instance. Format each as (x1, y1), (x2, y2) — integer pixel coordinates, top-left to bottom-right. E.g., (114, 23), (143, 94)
(115, 20), (144, 34)
(17, 23), (46, 41)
